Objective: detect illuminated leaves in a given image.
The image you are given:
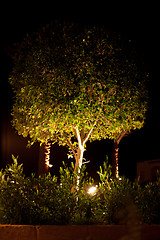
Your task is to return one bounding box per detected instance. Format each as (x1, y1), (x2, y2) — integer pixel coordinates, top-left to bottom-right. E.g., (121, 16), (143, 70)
(9, 23), (148, 153)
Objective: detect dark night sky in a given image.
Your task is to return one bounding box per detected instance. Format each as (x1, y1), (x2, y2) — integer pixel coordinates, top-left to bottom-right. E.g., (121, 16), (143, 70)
(0, 3), (160, 180)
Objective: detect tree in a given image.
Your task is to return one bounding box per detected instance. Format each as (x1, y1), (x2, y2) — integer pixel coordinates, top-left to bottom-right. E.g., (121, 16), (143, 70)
(9, 23), (148, 177)
(107, 81), (148, 178)
(9, 22), (78, 171)
(104, 55), (148, 177)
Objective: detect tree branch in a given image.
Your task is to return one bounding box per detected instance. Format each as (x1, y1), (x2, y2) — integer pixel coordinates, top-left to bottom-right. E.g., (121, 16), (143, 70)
(80, 126), (85, 141)
(73, 126), (83, 150)
(115, 129), (130, 145)
(83, 127), (94, 145)
(63, 134), (76, 158)
(83, 108), (103, 145)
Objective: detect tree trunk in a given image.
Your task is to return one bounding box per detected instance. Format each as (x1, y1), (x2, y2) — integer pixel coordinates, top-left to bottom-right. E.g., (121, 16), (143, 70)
(70, 126), (94, 191)
(74, 145), (84, 171)
(44, 142), (52, 169)
(38, 142), (51, 175)
(112, 141), (119, 178)
(111, 130), (129, 178)
(74, 144), (85, 188)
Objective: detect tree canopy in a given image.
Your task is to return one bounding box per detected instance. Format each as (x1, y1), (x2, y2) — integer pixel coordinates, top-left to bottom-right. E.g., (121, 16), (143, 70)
(9, 22), (148, 173)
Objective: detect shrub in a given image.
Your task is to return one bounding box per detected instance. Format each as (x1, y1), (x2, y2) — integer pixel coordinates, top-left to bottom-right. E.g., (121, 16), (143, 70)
(0, 155), (28, 224)
(97, 162), (138, 224)
(0, 156), (96, 224)
(72, 167), (100, 224)
(0, 156), (160, 225)
(0, 156), (73, 224)
(97, 161), (160, 225)
(135, 180), (160, 224)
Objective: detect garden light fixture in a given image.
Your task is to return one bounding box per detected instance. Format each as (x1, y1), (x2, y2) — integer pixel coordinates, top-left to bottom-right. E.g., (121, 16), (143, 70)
(88, 186), (98, 195)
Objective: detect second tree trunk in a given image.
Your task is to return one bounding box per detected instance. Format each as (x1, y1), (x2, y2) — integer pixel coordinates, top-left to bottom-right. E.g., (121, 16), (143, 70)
(112, 141), (119, 178)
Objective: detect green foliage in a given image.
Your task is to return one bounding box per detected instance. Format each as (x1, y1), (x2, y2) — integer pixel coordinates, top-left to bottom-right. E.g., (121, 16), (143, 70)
(1, 157), (159, 225)
(134, 181), (160, 224)
(0, 156), (97, 225)
(0, 156), (71, 224)
(97, 161), (135, 224)
(0, 155), (26, 224)
(97, 161), (160, 225)
(9, 22), (148, 153)
(73, 166), (101, 224)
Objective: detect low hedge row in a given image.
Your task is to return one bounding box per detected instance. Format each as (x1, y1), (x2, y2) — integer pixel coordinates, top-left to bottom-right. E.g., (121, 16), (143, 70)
(0, 155), (160, 225)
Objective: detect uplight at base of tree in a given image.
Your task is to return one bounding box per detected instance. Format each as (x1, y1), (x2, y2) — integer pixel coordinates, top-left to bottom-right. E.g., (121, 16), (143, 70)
(46, 162), (53, 168)
(88, 186), (98, 195)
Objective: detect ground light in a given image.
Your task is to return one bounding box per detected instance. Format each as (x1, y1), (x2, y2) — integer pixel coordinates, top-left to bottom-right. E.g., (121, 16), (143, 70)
(87, 185), (98, 196)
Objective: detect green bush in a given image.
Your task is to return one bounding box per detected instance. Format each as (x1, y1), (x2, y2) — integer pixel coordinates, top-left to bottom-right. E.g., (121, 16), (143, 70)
(0, 156), (160, 225)
(72, 168), (100, 225)
(0, 156), (96, 225)
(134, 181), (160, 224)
(97, 162), (138, 224)
(97, 161), (160, 225)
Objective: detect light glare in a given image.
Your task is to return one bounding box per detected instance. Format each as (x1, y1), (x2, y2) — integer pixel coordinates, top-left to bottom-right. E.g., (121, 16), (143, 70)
(88, 186), (97, 195)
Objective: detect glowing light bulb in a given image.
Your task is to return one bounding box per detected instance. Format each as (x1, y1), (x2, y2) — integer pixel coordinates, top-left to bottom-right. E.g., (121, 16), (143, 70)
(46, 162), (53, 168)
(88, 186), (97, 195)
